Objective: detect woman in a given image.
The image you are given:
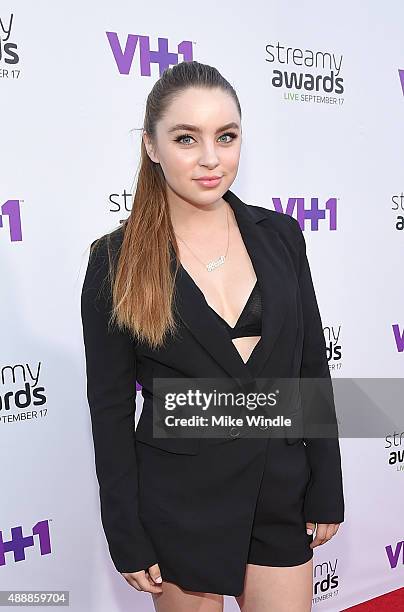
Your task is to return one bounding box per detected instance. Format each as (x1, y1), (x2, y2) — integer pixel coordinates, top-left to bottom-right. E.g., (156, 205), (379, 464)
(81, 61), (344, 611)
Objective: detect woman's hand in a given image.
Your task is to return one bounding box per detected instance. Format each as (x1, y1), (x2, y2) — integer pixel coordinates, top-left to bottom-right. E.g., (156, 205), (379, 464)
(306, 522), (341, 549)
(122, 563), (163, 593)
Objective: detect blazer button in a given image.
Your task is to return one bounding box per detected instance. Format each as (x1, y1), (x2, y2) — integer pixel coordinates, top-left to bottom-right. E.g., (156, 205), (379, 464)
(229, 426), (240, 438)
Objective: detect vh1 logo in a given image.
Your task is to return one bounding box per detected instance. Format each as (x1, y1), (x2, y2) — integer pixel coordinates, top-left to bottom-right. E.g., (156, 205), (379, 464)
(273, 197), (337, 231)
(392, 324), (404, 352)
(0, 520), (51, 565)
(106, 32), (193, 76)
(386, 539), (404, 569)
(1, 199), (22, 241)
(399, 69), (404, 96)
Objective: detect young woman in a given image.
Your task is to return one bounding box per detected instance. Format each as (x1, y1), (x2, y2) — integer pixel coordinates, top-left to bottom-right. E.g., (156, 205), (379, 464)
(81, 61), (344, 612)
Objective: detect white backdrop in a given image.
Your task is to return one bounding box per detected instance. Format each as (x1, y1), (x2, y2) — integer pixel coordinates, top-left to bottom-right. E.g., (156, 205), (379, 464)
(1, 1), (403, 610)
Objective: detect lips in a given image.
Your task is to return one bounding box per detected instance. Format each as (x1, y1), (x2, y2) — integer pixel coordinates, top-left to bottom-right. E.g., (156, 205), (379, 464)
(194, 176), (223, 187)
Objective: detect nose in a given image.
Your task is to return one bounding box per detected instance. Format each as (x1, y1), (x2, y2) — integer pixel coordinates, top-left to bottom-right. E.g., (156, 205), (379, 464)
(198, 142), (220, 168)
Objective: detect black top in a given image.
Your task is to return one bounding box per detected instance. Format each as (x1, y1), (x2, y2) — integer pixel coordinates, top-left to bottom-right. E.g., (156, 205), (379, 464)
(80, 190), (345, 589)
(207, 281), (262, 339)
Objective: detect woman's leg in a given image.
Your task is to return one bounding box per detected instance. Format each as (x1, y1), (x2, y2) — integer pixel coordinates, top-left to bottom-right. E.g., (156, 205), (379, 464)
(152, 581), (224, 612)
(235, 558), (313, 612)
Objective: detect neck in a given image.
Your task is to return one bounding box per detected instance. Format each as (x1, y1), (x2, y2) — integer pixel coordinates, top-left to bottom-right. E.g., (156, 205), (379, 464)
(167, 187), (230, 236)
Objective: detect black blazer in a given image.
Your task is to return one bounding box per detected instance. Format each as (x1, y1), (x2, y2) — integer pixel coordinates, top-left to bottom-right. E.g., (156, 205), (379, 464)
(81, 189), (344, 590)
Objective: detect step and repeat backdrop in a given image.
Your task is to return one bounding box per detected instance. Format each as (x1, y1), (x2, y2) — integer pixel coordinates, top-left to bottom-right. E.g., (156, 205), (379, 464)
(1, 2), (403, 611)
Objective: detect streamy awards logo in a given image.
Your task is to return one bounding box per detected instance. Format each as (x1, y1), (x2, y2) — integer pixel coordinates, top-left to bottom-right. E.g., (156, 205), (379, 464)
(0, 14), (20, 79)
(266, 40), (344, 105)
(324, 325), (342, 370)
(312, 557), (340, 604)
(385, 430), (404, 471)
(391, 192), (404, 231)
(0, 362), (46, 423)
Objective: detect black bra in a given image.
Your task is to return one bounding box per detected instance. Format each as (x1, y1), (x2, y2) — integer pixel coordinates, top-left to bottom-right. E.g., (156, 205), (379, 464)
(207, 281), (262, 339)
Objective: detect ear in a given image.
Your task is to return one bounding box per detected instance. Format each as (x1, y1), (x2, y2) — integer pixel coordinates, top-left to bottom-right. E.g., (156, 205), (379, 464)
(143, 131), (160, 164)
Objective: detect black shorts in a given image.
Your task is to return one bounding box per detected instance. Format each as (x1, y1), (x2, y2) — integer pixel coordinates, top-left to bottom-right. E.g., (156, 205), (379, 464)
(247, 437), (314, 567)
(137, 434), (314, 595)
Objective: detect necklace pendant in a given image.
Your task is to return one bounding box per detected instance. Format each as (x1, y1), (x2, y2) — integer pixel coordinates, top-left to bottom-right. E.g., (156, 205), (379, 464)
(206, 255), (226, 272)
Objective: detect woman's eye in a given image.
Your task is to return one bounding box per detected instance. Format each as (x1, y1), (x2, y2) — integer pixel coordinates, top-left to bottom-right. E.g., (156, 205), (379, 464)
(176, 134), (195, 145)
(174, 132), (238, 145)
(218, 132), (237, 143)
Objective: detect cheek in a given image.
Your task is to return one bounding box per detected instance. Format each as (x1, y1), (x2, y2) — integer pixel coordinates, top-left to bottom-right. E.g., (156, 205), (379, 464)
(221, 145), (241, 167)
(162, 148), (197, 175)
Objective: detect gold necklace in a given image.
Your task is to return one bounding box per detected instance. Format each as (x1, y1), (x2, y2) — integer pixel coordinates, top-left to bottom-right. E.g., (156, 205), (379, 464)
(175, 203), (230, 272)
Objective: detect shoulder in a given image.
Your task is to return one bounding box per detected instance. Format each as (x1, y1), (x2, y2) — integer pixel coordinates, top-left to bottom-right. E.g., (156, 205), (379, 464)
(89, 223), (125, 259)
(82, 224), (126, 303)
(247, 203), (304, 247)
(86, 224), (126, 277)
(246, 203), (306, 278)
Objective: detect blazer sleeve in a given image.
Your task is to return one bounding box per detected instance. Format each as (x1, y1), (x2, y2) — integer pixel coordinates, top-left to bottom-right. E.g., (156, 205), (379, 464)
(288, 216), (345, 525)
(80, 235), (158, 573)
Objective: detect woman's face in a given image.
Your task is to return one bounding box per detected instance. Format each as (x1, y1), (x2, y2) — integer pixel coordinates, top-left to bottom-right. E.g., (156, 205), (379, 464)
(143, 87), (242, 206)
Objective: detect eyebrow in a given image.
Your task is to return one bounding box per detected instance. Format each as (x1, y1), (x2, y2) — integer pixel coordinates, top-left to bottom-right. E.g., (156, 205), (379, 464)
(167, 121), (240, 134)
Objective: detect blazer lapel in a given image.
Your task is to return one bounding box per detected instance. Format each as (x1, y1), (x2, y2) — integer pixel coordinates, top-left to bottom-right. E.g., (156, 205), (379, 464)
(171, 189), (293, 385)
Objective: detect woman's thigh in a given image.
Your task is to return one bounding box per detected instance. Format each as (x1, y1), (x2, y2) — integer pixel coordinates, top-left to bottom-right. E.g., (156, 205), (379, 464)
(152, 581), (224, 612)
(235, 558), (313, 612)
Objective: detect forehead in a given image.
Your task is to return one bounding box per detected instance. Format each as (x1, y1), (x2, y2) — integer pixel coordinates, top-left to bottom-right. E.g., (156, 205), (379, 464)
(159, 87), (240, 129)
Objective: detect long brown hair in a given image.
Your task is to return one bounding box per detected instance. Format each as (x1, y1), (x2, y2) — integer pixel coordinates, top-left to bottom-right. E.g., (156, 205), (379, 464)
(93, 60), (241, 350)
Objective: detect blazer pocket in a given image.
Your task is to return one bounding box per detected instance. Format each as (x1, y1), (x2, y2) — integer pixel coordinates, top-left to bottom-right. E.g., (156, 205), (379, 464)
(284, 409), (304, 445)
(136, 409), (201, 455)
